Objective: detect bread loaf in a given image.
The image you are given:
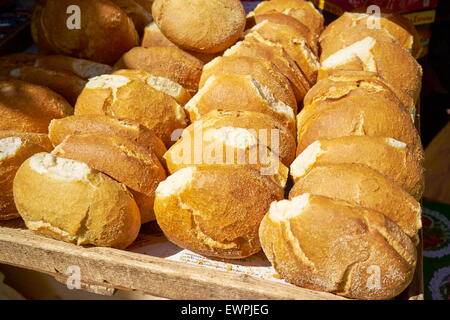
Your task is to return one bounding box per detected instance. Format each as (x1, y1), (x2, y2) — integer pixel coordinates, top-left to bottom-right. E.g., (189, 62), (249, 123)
(185, 74), (296, 135)
(48, 115), (166, 163)
(9, 66), (86, 105)
(154, 165), (284, 258)
(13, 153), (141, 248)
(34, 55), (113, 80)
(180, 110), (296, 166)
(0, 133), (52, 220)
(200, 56), (297, 112)
(115, 46), (204, 92)
(290, 136), (424, 199)
(259, 194), (417, 300)
(110, 0), (152, 34)
(289, 164), (421, 240)
(74, 74), (188, 146)
(31, 0), (139, 64)
(164, 125), (288, 188)
(53, 134), (166, 223)
(0, 53), (40, 80)
(152, 0), (246, 54)
(0, 80), (73, 133)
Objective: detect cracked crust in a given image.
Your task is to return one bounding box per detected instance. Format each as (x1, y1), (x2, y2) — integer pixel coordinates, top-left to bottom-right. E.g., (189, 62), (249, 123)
(13, 153), (141, 249)
(154, 165), (284, 258)
(259, 194), (417, 299)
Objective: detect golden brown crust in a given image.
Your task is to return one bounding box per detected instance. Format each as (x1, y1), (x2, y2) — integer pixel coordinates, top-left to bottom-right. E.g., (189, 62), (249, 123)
(110, 0), (153, 35)
(200, 55), (297, 113)
(74, 76), (188, 147)
(259, 194), (417, 300)
(289, 164), (421, 240)
(0, 79), (73, 133)
(115, 46), (204, 92)
(48, 114), (167, 163)
(292, 136), (424, 199)
(0, 53), (41, 80)
(31, 0), (139, 64)
(0, 133), (52, 220)
(35, 55), (113, 80)
(152, 0), (246, 54)
(9, 66), (86, 106)
(13, 152), (141, 249)
(154, 165), (284, 258)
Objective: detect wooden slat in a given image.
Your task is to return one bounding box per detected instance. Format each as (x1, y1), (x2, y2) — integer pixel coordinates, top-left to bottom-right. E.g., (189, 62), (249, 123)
(0, 227), (347, 300)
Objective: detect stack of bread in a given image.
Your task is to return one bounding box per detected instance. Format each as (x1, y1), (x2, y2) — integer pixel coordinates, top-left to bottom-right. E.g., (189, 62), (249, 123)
(259, 10), (424, 299)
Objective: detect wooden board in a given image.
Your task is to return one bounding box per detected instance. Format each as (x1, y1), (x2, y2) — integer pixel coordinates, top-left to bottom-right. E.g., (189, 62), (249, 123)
(0, 220), (423, 300)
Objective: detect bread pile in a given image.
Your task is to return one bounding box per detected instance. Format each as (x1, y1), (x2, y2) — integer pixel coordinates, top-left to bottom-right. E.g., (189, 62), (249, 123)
(258, 9), (424, 300)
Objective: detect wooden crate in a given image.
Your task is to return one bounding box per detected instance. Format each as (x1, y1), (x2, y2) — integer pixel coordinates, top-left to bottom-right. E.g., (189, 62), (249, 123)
(0, 219), (423, 300)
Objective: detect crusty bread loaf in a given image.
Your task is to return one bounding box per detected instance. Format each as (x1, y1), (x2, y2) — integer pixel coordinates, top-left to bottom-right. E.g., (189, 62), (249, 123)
(0, 80), (73, 133)
(13, 152), (141, 248)
(48, 115), (166, 163)
(289, 164), (421, 240)
(290, 136), (424, 199)
(152, 0), (246, 54)
(319, 37), (422, 105)
(225, 37), (310, 102)
(247, 21), (320, 86)
(0, 53), (40, 80)
(303, 75), (415, 119)
(164, 126), (288, 188)
(113, 69), (192, 105)
(0, 133), (52, 220)
(296, 81), (423, 159)
(9, 66), (86, 106)
(53, 134), (166, 223)
(185, 74), (296, 135)
(110, 0), (152, 34)
(200, 56), (297, 112)
(319, 12), (414, 60)
(34, 55), (113, 80)
(251, 0), (324, 37)
(115, 46), (204, 92)
(181, 110), (296, 166)
(259, 193), (417, 300)
(74, 74), (188, 146)
(154, 165), (284, 258)
(31, 0), (139, 64)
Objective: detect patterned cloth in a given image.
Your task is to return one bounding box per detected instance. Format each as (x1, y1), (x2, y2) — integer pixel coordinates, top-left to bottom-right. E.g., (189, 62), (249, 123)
(422, 199), (450, 300)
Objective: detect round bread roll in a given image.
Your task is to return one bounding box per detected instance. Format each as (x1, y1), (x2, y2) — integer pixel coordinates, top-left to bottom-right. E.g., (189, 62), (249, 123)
(9, 66), (86, 106)
(152, 0), (246, 54)
(259, 194), (417, 300)
(13, 152), (141, 248)
(110, 0), (152, 34)
(225, 38), (310, 102)
(48, 115), (166, 163)
(181, 110), (296, 166)
(289, 164), (421, 240)
(31, 0), (139, 64)
(319, 37), (422, 105)
(320, 12), (418, 59)
(0, 53), (40, 80)
(74, 74), (188, 146)
(290, 136), (424, 199)
(0, 80), (73, 133)
(247, 21), (320, 86)
(115, 46), (204, 92)
(296, 82), (423, 160)
(200, 56), (297, 112)
(251, 0), (324, 37)
(35, 55), (113, 80)
(314, 70), (415, 118)
(0, 133), (52, 220)
(154, 165), (284, 259)
(303, 75), (415, 118)
(113, 69), (192, 105)
(185, 74), (296, 135)
(53, 134), (166, 223)
(164, 125), (288, 188)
